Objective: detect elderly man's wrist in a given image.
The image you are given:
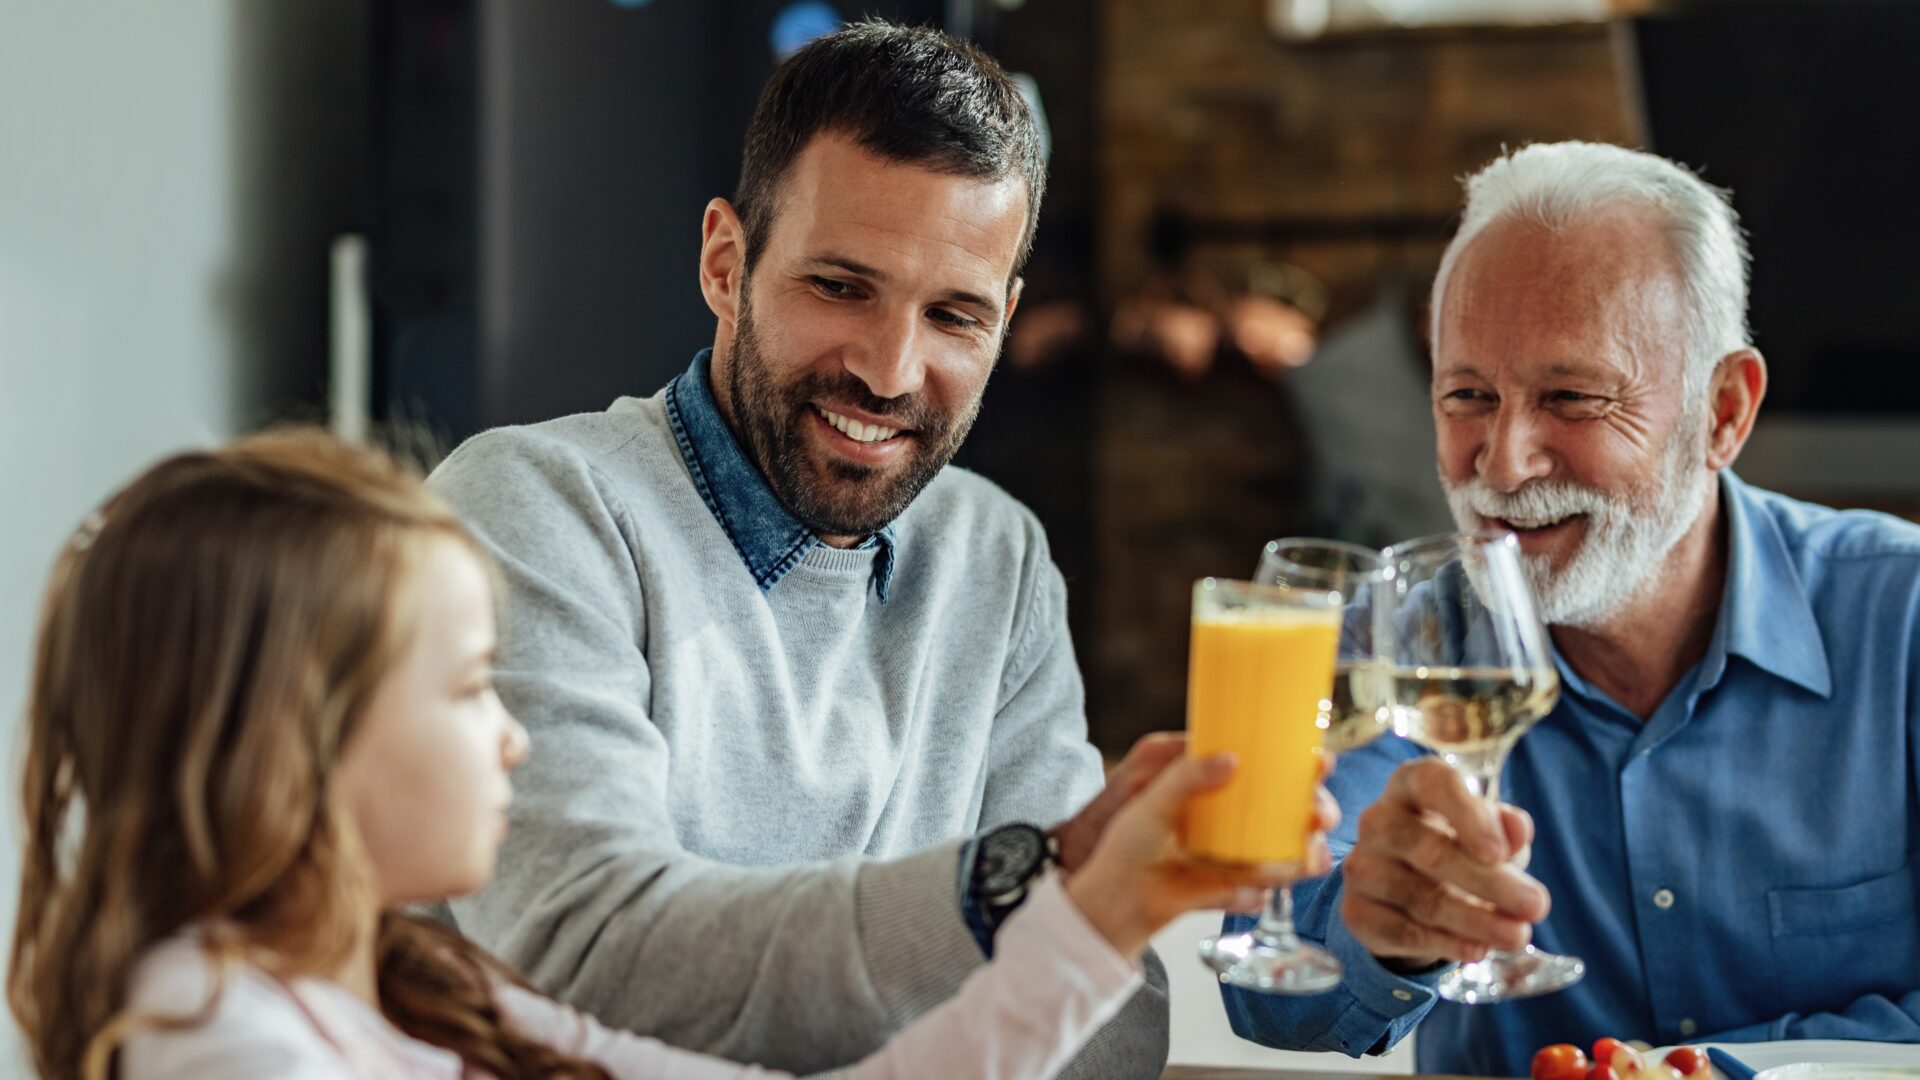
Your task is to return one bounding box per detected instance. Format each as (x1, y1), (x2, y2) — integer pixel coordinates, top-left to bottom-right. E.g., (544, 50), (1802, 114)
(1379, 954), (1451, 976)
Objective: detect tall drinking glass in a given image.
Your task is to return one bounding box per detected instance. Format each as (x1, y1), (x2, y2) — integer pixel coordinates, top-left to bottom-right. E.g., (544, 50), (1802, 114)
(1190, 540), (1388, 994)
(1377, 530), (1584, 1004)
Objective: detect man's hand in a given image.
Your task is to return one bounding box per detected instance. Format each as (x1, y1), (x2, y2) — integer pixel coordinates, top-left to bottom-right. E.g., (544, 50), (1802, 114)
(1049, 732), (1187, 873)
(1339, 757), (1548, 969)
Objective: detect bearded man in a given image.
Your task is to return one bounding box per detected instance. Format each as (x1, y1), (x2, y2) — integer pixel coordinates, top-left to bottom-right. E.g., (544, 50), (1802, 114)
(1224, 141), (1920, 1075)
(425, 22), (1174, 1079)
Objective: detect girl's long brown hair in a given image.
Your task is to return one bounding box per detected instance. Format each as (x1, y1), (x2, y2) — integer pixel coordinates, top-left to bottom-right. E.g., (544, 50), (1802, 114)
(9, 428), (612, 1080)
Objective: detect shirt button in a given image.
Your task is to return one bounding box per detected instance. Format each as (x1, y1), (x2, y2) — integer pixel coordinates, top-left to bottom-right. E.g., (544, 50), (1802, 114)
(1392, 989), (1414, 1001)
(1653, 888), (1676, 910)
(1679, 1018), (1698, 1036)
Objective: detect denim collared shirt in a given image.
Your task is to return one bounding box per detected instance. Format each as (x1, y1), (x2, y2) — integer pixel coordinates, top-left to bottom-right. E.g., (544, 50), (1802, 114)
(664, 350), (897, 602)
(1226, 472), (1920, 1076)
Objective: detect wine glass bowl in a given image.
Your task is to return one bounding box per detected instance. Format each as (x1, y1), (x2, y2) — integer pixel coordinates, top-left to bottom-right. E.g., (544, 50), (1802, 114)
(1376, 530), (1584, 1005)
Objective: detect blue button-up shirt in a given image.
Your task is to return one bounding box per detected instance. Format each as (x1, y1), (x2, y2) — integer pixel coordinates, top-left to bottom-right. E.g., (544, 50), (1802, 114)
(1226, 472), (1920, 1076)
(664, 350), (897, 601)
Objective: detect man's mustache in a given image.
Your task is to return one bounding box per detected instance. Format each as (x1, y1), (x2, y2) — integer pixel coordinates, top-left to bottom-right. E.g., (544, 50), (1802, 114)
(787, 373), (944, 434)
(1455, 478), (1613, 521)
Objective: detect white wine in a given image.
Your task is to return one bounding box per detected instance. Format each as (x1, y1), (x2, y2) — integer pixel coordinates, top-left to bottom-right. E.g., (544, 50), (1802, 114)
(1319, 661), (1395, 753)
(1392, 666), (1558, 755)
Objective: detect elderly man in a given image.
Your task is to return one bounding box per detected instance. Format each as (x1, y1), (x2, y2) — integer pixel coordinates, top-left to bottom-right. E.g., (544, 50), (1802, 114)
(1226, 141), (1920, 1075)
(424, 21), (1184, 1079)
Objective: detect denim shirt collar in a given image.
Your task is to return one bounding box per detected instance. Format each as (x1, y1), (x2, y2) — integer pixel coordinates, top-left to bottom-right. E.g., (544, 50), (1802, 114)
(1709, 469), (1832, 697)
(664, 349), (896, 602)
(1551, 470), (1832, 710)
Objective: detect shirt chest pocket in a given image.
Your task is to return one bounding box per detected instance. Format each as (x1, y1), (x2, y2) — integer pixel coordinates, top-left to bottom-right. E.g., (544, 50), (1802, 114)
(1768, 859), (1920, 1015)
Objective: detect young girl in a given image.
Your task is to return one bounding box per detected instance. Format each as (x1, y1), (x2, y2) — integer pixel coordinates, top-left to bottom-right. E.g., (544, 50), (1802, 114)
(9, 429), (1331, 1079)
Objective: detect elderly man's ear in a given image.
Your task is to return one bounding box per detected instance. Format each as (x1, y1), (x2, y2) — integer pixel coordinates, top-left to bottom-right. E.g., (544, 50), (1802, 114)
(1706, 348), (1768, 471)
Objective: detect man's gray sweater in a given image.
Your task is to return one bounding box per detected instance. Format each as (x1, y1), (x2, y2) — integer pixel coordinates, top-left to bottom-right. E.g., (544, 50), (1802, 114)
(428, 386), (1170, 1076)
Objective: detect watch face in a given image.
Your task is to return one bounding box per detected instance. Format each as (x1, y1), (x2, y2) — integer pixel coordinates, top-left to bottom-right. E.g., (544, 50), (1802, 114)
(977, 824), (1047, 897)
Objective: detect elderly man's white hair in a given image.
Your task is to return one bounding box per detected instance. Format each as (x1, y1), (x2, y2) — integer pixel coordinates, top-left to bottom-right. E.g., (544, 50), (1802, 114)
(1429, 141), (1753, 402)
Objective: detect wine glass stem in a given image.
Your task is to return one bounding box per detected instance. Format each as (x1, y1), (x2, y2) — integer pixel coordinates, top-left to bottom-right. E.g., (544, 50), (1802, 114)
(1253, 885), (1302, 950)
(1455, 746), (1510, 804)
(1459, 749), (1521, 964)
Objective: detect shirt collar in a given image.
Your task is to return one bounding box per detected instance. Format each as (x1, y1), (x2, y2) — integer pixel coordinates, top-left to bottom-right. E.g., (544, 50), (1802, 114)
(664, 349), (897, 602)
(1704, 470), (1832, 698)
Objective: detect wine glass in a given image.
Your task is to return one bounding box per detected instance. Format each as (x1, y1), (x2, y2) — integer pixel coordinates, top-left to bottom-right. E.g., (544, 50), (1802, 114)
(1376, 530), (1584, 1004)
(1194, 539), (1388, 994)
(1260, 540), (1398, 757)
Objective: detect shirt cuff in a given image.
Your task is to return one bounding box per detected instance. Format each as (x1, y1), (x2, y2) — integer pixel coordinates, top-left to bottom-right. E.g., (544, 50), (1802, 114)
(1317, 907), (1446, 1055)
(956, 837), (996, 958)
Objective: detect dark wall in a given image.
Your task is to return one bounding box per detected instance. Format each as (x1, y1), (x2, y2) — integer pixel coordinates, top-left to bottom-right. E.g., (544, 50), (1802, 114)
(480, 0), (735, 423)
(228, 0), (367, 427)
(372, 0), (950, 445)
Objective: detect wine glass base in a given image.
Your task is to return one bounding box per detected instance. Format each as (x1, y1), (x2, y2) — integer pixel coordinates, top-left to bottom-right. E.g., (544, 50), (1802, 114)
(1435, 945), (1584, 1004)
(1199, 932), (1343, 995)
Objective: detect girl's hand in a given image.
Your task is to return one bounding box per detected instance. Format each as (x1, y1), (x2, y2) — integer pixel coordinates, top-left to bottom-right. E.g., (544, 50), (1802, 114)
(1064, 751), (1339, 958)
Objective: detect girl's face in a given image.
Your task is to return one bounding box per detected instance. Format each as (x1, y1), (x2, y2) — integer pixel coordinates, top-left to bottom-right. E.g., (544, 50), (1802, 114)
(337, 537), (528, 906)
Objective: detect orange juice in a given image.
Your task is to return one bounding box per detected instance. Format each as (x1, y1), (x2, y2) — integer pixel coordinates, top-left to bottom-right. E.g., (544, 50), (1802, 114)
(1181, 585), (1340, 869)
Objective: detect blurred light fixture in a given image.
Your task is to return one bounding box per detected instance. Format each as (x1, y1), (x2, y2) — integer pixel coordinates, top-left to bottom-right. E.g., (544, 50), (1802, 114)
(1270, 0), (1331, 40)
(772, 2), (844, 61)
(1270, 0), (1608, 38)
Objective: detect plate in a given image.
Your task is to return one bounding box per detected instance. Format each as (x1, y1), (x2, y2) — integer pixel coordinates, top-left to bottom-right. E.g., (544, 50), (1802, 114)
(1646, 1041), (1920, 1080)
(1755, 1064), (1920, 1080)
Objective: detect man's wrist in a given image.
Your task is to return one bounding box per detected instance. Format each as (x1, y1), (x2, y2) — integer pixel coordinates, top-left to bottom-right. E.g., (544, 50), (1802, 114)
(959, 824), (1058, 958)
(1046, 821), (1088, 873)
(1379, 954), (1451, 976)
(956, 841), (997, 957)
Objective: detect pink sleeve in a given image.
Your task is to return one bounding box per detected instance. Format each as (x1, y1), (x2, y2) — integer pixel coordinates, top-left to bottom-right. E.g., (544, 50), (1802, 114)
(498, 871), (1140, 1080)
(494, 982), (794, 1079)
(826, 871), (1142, 1080)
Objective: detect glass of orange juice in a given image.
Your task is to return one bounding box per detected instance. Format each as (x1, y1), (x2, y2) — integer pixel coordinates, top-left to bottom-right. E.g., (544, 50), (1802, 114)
(1188, 541), (1386, 994)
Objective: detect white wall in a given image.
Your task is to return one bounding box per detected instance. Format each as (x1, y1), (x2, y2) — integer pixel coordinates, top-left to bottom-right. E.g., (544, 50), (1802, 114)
(0, 3), (356, 1071)
(0, 6), (241, 1071)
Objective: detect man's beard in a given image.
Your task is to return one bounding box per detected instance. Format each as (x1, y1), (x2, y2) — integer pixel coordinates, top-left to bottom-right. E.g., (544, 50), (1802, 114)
(1441, 418), (1712, 629)
(726, 290), (985, 537)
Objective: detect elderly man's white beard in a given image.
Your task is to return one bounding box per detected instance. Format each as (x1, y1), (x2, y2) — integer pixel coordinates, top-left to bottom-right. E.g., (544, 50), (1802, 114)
(1440, 426), (1712, 629)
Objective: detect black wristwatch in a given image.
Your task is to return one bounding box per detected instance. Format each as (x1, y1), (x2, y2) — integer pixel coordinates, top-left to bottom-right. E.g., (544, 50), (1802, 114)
(960, 822), (1059, 955)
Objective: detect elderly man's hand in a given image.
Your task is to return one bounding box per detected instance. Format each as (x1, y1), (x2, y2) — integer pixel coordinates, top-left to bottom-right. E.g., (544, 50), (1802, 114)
(1339, 757), (1548, 970)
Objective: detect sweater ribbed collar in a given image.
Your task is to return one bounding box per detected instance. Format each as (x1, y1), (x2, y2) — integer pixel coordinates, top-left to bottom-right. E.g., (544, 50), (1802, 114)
(664, 350), (897, 602)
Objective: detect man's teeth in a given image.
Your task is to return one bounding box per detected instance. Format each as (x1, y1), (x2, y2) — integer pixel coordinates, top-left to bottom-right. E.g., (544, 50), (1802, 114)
(1504, 515), (1570, 529)
(818, 407), (900, 444)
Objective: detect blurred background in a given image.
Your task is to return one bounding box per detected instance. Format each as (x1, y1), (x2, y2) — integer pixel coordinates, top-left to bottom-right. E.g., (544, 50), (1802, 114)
(5, 0), (1918, 1072)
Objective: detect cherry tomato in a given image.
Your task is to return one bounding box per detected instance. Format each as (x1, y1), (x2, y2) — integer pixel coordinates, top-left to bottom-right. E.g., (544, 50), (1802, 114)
(1533, 1044), (1590, 1080)
(1587, 1062), (1617, 1080)
(1593, 1039), (1633, 1069)
(1595, 1039), (1645, 1076)
(1664, 1049), (1709, 1078)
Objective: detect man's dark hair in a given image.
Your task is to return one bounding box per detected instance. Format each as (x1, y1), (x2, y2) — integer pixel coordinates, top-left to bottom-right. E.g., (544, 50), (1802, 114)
(734, 20), (1047, 281)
